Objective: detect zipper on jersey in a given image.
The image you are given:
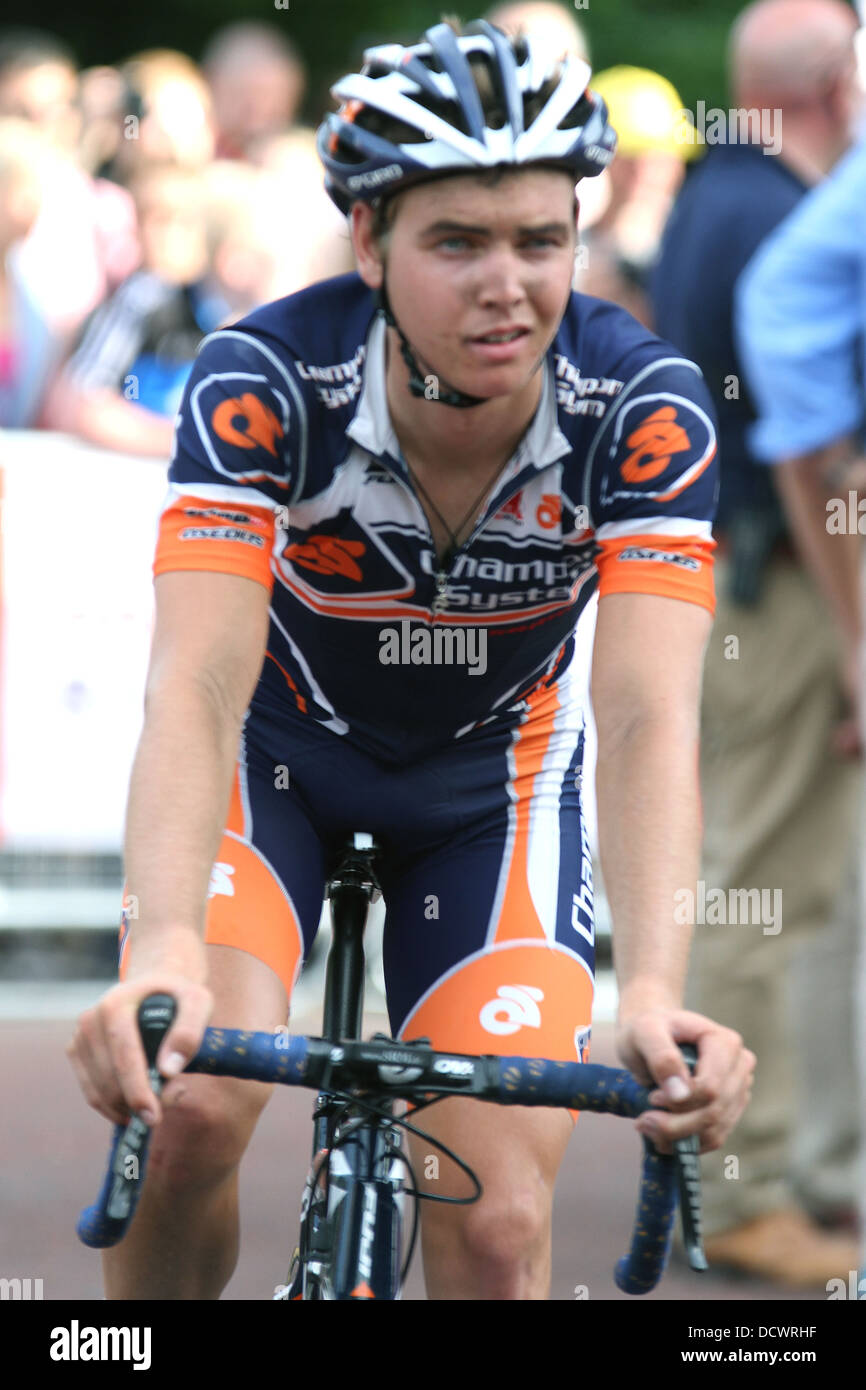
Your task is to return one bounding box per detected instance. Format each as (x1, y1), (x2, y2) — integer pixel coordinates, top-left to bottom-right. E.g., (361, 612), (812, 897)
(432, 567), (450, 617)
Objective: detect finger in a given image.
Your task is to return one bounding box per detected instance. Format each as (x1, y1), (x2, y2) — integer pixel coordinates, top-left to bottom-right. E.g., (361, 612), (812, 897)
(68, 1011), (132, 1124)
(66, 1033), (129, 1126)
(639, 1047), (755, 1150)
(100, 999), (163, 1123)
(622, 1015), (693, 1098)
(664, 1018), (743, 1109)
(76, 1030), (132, 1126)
(156, 984), (213, 1079)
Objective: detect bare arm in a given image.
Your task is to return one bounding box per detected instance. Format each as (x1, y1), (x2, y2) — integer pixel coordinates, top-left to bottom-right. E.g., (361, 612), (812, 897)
(43, 375), (175, 457)
(773, 438), (862, 646)
(126, 570), (271, 935)
(67, 570), (271, 1124)
(592, 591), (755, 1151)
(593, 593), (707, 1011)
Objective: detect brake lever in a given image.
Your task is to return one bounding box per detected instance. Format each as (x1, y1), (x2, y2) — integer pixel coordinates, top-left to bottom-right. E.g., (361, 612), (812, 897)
(673, 1043), (707, 1272)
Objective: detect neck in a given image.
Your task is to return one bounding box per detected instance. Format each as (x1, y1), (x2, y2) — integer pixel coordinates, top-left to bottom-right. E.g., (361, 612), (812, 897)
(733, 93), (850, 184)
(384, 324), (545, 474)
(775, 121), (849, 184)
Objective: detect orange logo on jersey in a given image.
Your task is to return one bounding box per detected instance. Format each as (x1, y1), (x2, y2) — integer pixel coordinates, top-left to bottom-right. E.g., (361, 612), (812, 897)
(286, 534), (366, 581)
(211, 394), (283, 456)
(619, 406), (691, 483)
(535, 493), (561, 529)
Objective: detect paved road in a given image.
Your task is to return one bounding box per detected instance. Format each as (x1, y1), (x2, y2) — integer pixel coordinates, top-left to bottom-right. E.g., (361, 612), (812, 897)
(1, 1009), (822, 1304)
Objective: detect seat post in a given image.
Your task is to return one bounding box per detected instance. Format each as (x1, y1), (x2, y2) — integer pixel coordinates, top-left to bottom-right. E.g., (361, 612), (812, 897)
(322, 832), (381, 1042)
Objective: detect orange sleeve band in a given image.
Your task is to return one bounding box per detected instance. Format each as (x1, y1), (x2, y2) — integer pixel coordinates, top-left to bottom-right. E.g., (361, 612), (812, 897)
(596, 532), (716, 614)
(153, 494), (277, 595)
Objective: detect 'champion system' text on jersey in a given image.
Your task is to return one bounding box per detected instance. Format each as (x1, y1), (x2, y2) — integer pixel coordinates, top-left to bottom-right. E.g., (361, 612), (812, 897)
(154, 272), (718, 762)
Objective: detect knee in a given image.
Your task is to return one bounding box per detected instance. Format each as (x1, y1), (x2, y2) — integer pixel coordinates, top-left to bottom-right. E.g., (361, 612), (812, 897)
(453, 1185), (550, 1293)
(146, 1076), (269, 1194)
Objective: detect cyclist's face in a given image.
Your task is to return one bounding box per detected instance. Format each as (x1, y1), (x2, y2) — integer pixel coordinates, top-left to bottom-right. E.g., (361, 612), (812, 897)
(356, 168), (578, 399)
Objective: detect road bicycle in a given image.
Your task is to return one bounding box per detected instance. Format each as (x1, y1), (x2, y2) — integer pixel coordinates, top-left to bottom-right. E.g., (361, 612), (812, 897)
(78, 831), (707, 1299)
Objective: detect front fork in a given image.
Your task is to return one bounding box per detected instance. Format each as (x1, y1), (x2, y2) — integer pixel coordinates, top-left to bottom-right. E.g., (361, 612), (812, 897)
(279, 1100), (404, 1301)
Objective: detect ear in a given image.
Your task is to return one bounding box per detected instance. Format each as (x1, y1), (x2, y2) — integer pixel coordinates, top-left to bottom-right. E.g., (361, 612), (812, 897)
(351, 202), (384, 290)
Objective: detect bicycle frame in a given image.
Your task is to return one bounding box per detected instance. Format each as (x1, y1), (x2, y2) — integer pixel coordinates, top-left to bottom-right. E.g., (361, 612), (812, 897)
(279, 831), (407, 1301)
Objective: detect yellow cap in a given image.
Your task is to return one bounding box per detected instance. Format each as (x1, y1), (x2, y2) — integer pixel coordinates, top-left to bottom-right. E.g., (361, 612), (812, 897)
(590, 65), (700, 160)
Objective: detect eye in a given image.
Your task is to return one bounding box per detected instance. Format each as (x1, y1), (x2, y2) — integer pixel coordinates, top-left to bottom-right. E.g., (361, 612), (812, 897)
(438, 235), (472, 251)
(523, 236), (559, 249)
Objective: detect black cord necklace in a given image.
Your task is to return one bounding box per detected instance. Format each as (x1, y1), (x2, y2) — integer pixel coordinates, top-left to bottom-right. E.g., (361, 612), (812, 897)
(404, 454), (508, 570)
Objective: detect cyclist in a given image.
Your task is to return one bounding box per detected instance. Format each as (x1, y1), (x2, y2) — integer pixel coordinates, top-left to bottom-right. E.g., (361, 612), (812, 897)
(68, 18), (755, 1299)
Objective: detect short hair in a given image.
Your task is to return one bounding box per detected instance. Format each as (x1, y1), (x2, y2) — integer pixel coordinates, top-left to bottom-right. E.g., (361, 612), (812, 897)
(0, 27), (77, 78)
(200, 21), (304, 75)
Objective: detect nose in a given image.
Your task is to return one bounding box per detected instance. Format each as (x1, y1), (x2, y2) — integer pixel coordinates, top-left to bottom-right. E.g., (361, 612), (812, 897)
(473, 244), (528, 311)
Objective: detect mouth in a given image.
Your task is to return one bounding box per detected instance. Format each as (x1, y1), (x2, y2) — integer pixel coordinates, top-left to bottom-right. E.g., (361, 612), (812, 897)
(466, 325), (532, 361)
(468, 326), (532, 344)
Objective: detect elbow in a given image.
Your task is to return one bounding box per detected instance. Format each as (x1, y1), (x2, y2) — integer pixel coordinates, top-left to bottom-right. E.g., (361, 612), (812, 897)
(143, 669), (245, 735)
(594, 701), (700, 759)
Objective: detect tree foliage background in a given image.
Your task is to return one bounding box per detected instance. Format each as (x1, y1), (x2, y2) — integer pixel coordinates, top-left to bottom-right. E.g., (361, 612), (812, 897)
(4, 0), (787, 122)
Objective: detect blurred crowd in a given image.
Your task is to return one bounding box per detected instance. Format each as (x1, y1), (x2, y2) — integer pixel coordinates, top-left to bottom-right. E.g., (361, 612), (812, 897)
(3, 1), (866, 1291)
(0, 21), (353, 449)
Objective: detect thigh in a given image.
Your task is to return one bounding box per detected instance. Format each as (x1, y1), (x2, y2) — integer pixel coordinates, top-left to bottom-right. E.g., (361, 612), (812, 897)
(384, 698), (593, 1226)
(382, 704), (595, 1091)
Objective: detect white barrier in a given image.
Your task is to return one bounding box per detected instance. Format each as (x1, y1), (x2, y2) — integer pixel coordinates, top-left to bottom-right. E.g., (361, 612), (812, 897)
(0, 432), (167, 850)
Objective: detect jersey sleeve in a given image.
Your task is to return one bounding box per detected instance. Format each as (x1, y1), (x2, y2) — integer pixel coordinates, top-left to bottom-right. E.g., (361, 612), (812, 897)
(153, 328), (308, 594)
(588, 352), (719, 614)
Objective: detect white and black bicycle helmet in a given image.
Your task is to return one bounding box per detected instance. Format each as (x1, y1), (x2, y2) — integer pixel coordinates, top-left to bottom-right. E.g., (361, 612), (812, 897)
(316, 18), (617, 407)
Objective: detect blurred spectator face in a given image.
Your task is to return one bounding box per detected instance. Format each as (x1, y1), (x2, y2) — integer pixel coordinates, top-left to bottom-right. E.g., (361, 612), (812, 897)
(209, 53), (303, 152)
(203, 24), (306, 158)
(77, 65), (128, 174)
(0, 56), (79, 151)
(117, 52), (215, 175)
(131, 167), (208, 285)
(484, 2), (589, 60)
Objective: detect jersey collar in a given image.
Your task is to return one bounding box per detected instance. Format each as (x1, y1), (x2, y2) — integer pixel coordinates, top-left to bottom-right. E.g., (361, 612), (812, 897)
(344, 310), (572, 478)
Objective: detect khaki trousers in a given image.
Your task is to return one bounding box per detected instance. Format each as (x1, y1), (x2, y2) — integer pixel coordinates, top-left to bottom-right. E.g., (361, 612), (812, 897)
(686, 555), (861, 1234)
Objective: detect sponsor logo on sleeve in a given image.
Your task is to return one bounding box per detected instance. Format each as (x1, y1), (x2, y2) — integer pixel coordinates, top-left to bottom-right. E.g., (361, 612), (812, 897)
(616, 546), (700, 571)
(619, 405), (691, 483)
(211, 393), (284, 456)
(178, 527), (266, 547)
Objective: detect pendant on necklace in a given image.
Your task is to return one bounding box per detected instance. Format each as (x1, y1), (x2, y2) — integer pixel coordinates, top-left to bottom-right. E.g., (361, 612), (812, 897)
(432, 568), (449, 616)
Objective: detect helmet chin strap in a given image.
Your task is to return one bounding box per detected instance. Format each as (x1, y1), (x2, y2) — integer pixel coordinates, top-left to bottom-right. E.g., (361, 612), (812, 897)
(375, 278), (488, 410)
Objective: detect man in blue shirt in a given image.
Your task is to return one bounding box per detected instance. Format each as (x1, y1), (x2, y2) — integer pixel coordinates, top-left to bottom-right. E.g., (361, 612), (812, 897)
(737, 134), (865, 750)
(736, 130), (866, 1276)
(651, 0), (863, 1286)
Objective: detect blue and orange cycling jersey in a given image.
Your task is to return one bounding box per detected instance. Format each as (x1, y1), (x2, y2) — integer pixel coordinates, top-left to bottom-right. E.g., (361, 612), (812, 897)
(121, 271), (718, 1089)
(153, 270), (718, 763)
